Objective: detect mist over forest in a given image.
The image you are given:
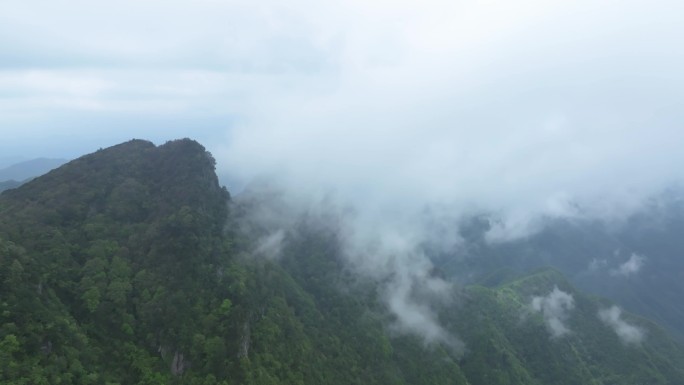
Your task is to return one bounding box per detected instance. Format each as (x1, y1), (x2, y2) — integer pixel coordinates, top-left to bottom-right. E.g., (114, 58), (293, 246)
(2, 0), (684, 384)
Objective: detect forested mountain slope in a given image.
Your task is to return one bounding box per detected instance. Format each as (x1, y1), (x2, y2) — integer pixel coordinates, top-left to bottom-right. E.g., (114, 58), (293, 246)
(446, 197), (684, 342)
(1, 139), (684, 384)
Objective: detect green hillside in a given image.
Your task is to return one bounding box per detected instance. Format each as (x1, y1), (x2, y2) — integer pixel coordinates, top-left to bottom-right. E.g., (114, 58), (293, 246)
(447, 269), (684, 384)
(1, 139), (683, 384)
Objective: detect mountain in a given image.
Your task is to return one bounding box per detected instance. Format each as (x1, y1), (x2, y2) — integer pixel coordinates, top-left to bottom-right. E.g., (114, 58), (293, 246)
(0, 180), (23, 193)
(1, 138), (684, 384)
(0, 157), (68, 182)
(0, 156), (26, 169)
(443, 196), (684, 343)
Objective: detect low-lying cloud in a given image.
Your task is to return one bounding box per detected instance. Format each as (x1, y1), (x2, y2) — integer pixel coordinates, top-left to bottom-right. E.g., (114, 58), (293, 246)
(239, 190), (464, 348)
(334, 216), (464, 351)
(214, 0), (684, 249)
(531, 286), (575, 338)
(598, 306), (645, 345)
(254, 230), (286, 259)
(383, 256), (462, 351)
(610, 254), (646, 278)
(212, 0), (683, 346)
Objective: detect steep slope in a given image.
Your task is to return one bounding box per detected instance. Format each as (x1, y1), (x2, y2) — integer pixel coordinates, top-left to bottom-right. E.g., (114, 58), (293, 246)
(0, 139), (233, 383)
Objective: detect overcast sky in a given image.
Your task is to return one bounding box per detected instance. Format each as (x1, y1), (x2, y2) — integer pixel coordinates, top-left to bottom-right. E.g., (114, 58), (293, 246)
(2, 0), (684, 222)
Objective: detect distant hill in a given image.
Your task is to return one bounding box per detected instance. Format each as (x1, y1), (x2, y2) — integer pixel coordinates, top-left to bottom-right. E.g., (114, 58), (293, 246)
(0, 180), (23, 193)
(0, 158), (68, 182)
(0, 156), (26, 169)
(438, 193), (684, 343)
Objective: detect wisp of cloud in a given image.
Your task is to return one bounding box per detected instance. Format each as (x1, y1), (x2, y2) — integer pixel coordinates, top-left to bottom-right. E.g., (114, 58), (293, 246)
(598, 306), (645, 345)
(610, 253), (646, 278)
(531, 286), (575, 338)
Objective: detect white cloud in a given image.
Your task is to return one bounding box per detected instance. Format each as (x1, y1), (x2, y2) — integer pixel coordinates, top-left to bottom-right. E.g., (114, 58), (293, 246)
(531, 286), (575, 338)
(598, 306), (645, 344)
(336, 207), (462, 348)
(2, 1), (684, 213)
(212, 0), (684, 236)
(384, 257), (461, 350)
(254, 230), (286, 260)
(610, 253), (645, 277)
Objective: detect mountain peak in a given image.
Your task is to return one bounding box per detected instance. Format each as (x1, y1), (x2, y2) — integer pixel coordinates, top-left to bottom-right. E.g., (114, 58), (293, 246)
(1, 138), (228, 227)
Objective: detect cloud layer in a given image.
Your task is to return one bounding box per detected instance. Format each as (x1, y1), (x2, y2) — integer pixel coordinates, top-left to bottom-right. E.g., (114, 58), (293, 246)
(3, 1), (684, 202)
(212, 0), (684, 235)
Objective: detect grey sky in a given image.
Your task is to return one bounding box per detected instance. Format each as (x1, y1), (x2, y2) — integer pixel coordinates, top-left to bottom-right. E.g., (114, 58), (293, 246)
(2, 0), (684, 217)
